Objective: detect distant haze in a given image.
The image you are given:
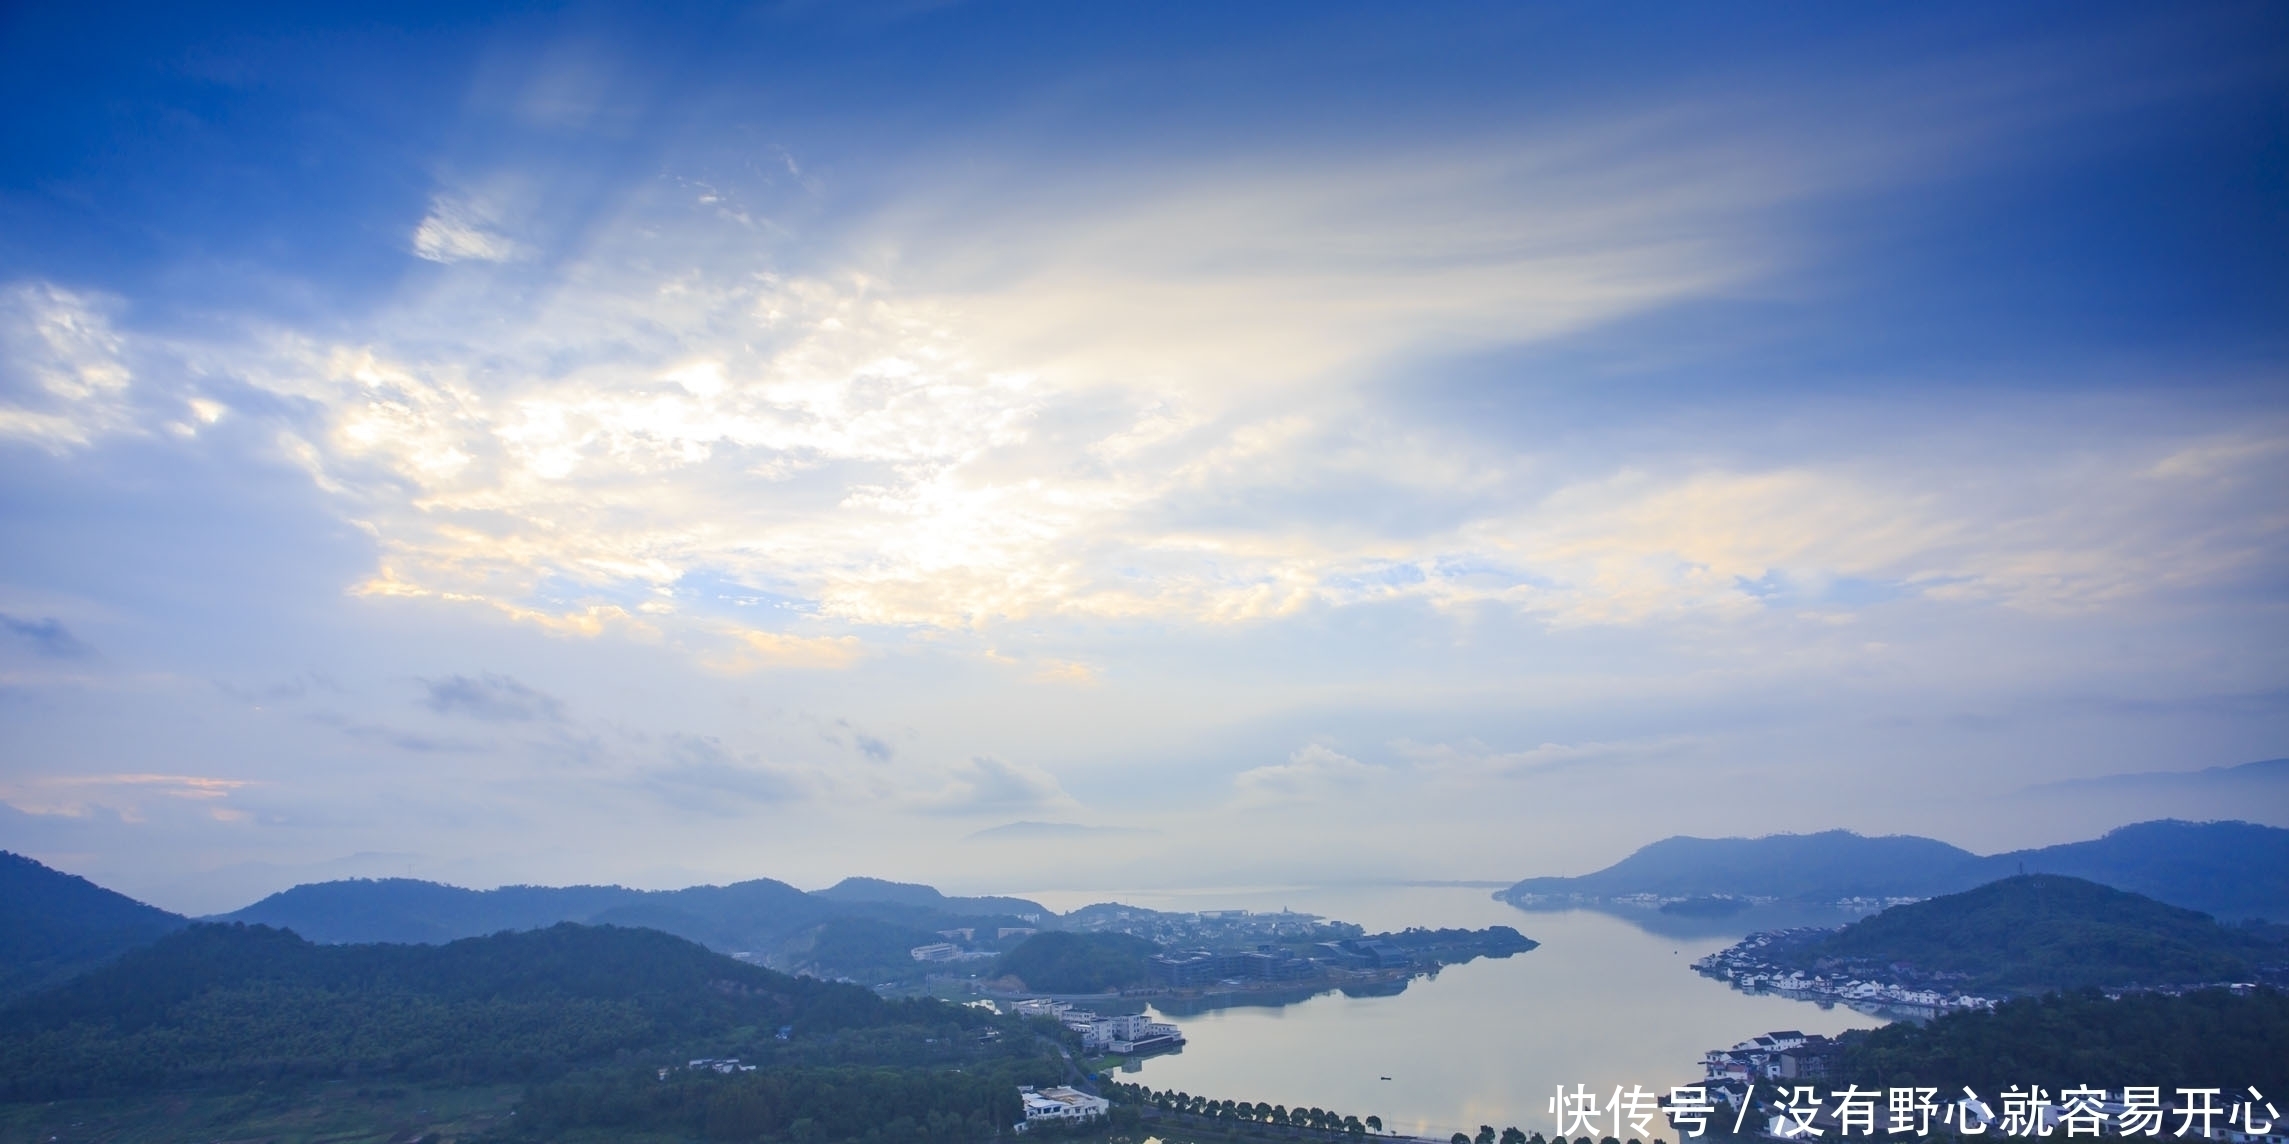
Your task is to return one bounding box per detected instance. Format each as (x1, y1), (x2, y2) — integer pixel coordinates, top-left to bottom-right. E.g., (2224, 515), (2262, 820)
(0, 3), (2284, 913)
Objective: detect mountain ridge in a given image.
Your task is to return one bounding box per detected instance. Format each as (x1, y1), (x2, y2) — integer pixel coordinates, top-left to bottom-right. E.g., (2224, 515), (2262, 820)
(1500, 818), (2289, 921)
(0, 852), (188, 1000)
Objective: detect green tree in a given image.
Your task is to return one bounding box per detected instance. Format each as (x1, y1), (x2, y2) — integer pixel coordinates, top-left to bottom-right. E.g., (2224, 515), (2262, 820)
(1502, 1128), (1527, 1144)
(1477, 1125), (1498, 1144)
(1367, 1116), (1384, 1134)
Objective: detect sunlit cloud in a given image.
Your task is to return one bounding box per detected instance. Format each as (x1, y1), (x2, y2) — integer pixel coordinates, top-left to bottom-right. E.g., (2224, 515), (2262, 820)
(0, 773), (257, 821)
(94, 119), (2260, 654)
(0, 284), (139, 451)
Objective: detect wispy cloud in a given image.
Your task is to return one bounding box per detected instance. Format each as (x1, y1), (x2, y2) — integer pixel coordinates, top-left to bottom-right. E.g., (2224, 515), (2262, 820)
(0, 284), (138, 451)
(913, 755), (1074, 816)
(639, 734), (816, 814)
(411, 195), (523, 263)
(0, 614), (90, 659)
(422, 672), (566, 722)
(0, 773), (255, 822)
(1231, 744), (1385, 808)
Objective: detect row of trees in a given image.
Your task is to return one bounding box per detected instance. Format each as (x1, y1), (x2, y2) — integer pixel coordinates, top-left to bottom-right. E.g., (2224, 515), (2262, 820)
(1101, 1080), (1378, 1135)
(1102, 1083), (1668, 1144)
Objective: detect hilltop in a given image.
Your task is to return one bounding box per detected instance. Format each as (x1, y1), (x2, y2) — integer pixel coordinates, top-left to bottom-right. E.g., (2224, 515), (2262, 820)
(1501, 818), (2289, 921)
(1706, 875), (2287, 998)
(0, 852), (187, 1000)
(0, 920), (1007, 1101)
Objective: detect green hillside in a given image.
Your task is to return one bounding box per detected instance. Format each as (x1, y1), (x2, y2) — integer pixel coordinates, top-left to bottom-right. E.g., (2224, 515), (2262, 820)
(1833, 987), (2289, 1092)
(1795, 875), (2278, 993)
(0, 921), (977, 1100)
(0, 852), (187, 1000)
(993, 931), (1159, 992)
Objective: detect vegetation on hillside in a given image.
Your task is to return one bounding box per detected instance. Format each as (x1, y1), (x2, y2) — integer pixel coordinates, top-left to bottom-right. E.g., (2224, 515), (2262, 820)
(791, 917), (960, 984)
(0, 921), (995, 1100)
(1833, 987), (2289, 1092)
(1792, 875), (2279, 993)
(0, 851), (186, 1000)
(498, 1059), (1067, 1143)
(993, 932), (1160, 992)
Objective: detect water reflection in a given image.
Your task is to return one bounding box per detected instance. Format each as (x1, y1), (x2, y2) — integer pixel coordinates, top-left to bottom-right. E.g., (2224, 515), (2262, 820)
(1014, 885), (1886, 1141)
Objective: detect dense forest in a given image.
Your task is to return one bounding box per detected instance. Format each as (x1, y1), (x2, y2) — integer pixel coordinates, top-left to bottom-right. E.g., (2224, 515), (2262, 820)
(993, 932), (1160, 992)
(0, 921), (1017, 1100)
(500, 1058), (1068, 1142)
(1784, 875), (2281, 993)
(1832, 987), (2289, 1092)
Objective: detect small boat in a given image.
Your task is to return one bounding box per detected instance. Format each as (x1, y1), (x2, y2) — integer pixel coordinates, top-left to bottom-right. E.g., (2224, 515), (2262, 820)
(1379, 1076), (1391, 1081)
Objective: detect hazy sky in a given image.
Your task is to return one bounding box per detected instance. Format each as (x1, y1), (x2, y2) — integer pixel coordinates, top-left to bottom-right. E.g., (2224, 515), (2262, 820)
(3, 2), (2285, 914)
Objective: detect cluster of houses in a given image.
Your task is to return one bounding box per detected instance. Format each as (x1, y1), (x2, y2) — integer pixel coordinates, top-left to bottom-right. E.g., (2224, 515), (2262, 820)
(1010, 998), (1185, 1055)
(1700, 1030), (1839, 1082)
(1016, 1086), (1110, 1130)
(1145, 938), (1414, 989)
(1694, 934), (1998, 1016)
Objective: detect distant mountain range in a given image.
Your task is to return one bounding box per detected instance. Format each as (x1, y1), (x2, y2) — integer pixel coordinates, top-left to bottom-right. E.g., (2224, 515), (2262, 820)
(1500, 819), (2289, 921)
(212, 874), (1052, 956)
(0, 852), (187, 1000)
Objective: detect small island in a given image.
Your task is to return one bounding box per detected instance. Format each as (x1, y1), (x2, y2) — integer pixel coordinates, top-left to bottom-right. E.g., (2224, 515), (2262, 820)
(980, 909), (1538, 1015)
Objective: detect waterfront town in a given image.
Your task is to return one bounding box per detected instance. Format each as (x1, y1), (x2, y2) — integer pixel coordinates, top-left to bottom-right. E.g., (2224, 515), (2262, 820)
(1693, 930), (2001, 1017)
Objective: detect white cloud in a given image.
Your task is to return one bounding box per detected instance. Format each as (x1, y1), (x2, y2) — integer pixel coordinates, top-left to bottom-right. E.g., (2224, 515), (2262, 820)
(0, 283), (139, 451)
(18, 112), (2282, 668)
(411, 197), (523, 263)
(1231, 744), (1384, 808)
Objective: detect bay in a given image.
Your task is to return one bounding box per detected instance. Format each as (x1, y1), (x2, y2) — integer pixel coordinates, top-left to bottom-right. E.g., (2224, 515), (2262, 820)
(1014, 884), (1887, 1141)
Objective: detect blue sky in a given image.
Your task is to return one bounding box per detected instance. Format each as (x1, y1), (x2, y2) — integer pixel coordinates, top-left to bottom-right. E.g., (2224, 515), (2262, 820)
(1, 1), (2284, 913)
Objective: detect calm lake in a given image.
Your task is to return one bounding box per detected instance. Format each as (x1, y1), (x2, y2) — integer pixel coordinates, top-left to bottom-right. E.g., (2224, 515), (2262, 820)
(1014, 884), (1887, 1141)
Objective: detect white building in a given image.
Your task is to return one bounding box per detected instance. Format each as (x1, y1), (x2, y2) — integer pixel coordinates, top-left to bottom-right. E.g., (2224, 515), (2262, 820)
(1018, 1086), (1109, 1130)
(910, 943), (961, 961)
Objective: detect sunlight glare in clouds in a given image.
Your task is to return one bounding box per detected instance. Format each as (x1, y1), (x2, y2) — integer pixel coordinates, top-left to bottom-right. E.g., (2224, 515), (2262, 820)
(37, 125), (2286, 656)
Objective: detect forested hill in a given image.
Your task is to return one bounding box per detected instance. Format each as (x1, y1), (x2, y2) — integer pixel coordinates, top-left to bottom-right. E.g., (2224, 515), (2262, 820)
(1500, 819), (2289, 920)
(215, 877), (658, 944)
(0, 852), (186, 1001)
(1982, 819), (2289, 924)
(993, 931), (1160, 992)
(215, 874), (1044, 957)
(0, 921), (923, 1100)
(812, 876), (1049, 919)
(1832, 987), (2289, 1093)
(1779, 875), (2285, 993)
